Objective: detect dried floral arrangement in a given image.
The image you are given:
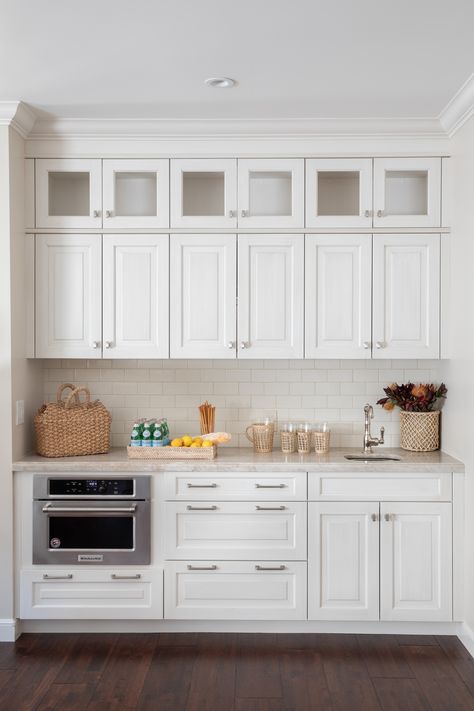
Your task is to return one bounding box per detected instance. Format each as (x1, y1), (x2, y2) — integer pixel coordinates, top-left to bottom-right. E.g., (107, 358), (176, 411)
(377, 383), (447, 412)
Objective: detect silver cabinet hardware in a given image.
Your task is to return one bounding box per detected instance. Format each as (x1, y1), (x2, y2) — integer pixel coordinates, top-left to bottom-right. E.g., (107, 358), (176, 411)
(104, 341), (112, 349)
(93, 210), (100, 218)
(228, 210), (236, 218)
(186, 483), (217, 489)
(240, 341), (249, 349)
(255, 565), (286, 571)
(371, 513), (379, 522)
(186, 505), (218, 511)
(384, 513), (395, 522)
(43, 573), (73, 580)
(91, 341), (100, 349)
(42, 504), (137, 513)
(255, 505), (286, 511)
(255, 483), (286, 489)
(364, 209), (371, 217)
(227, 341), (235, 349)
(377, 209), (384, 218)
(187, 564), (218, 571)
(111, 573), (141, 580)
(363, 341), (371, 349)
(241, 209), (248, 218)
(375, 341), (385, 349)
(105, 210), (113, 218)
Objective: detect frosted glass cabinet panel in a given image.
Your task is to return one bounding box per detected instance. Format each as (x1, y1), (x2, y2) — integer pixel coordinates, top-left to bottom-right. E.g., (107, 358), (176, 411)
(238, 159), (304, 228)
(306, 159), (373, 227)
(170, 159), (237, 228)
(102, 160), (169, 228)
(36, 159), (102, 228)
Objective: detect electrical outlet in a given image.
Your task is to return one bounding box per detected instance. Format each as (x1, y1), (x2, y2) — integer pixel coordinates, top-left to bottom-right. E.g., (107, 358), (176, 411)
(16, 400), (25, 426)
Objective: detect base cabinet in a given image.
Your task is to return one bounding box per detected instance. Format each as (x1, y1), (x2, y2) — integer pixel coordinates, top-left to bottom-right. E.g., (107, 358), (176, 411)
(164, 561), (307, 620)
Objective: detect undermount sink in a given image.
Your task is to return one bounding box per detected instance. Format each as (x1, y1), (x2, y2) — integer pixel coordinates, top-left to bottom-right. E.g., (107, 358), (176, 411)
(344, 453), (402, 461)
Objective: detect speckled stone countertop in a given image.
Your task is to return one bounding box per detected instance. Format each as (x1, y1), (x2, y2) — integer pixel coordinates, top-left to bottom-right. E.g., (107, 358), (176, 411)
(12, 447), (464, 473)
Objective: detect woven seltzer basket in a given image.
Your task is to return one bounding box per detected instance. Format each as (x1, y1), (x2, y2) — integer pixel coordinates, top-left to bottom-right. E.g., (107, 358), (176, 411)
(35, 383), (111, 457)
(399, 410), (440, 452)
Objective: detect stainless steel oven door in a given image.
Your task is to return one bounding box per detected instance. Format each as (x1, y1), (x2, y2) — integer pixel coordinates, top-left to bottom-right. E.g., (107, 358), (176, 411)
(33, 499), (150, 565)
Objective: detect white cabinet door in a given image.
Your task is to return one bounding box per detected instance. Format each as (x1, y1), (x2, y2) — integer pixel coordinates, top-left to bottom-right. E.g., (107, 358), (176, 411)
(373, 234), (440, 358)
(305, 158), (373, 228)
(170, 159), (237, 228)
(305, 235), (372, 358)
(36, 159), (102, 228)
(380, 502), (452, 621)
(163, 471), (307, 501)
(164, 502), (307, 560)
(237, 158), (304, 228)
(103, 235), (169, 358)
(170, 234), (236, 358)
(308, 502), (380, 621)
(373, 157), (441, 227)
(164, 561), (307, 620)
(36, 235), (102, 358)
(238, 234), (304, 358)
(102, 159), (169, 228)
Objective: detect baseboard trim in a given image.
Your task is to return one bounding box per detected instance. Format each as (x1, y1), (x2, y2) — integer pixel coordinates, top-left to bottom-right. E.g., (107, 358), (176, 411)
(458, 621), (474, 658)
(0, 618), (21, 642)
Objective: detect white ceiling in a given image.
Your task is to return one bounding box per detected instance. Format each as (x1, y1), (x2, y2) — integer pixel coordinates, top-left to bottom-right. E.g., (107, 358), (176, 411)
(1, 0), (473, 120)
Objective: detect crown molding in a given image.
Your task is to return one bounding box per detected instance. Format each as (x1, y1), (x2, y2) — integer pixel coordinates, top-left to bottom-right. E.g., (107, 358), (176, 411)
(0, 101), (37, 138)
(439, 73), (474, 136)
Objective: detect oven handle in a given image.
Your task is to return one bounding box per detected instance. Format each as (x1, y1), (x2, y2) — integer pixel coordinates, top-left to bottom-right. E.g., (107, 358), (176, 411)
(41, 504), (137, 513)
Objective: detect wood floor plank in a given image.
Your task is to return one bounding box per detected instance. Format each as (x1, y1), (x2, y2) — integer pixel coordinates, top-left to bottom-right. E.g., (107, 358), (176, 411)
(436, 636), (474, 696)
(356, 634), (415, 678)
(186, 633), (237, 711)
(372, 678), (432, 711)
(155, 633), (199, 647)
(402, 644), (474, 711)
(234, 700), (285, 711)
(235, 634), (283, 700)
(136, 645), (198, 711)
(280, 648), (333, 711)
(35, 683), (96, 711)
(56, 633), (118, 685)
(0, 634), (36, 670)
(396, 635), (439, 646)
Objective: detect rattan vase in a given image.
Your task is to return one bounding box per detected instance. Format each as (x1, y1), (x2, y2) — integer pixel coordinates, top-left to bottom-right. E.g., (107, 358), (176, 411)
(399, 410), (440, 452)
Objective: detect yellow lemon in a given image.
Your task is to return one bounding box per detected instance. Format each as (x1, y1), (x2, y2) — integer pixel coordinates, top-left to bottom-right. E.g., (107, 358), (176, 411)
(171, 438), (183, 447)
(182, 435), (193, 447)
(192, 437), (203, 445)
(190, 441), (202, 448)
(201, 440), (213, 448)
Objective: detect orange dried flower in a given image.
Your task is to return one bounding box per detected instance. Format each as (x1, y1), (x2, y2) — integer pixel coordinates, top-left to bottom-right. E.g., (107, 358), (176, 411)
(411, 385), (428, 398)
(383, 401), (395, 411)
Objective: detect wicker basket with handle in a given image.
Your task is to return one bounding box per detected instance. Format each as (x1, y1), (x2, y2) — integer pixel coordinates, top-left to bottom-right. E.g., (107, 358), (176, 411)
(35, 383), (111, 458)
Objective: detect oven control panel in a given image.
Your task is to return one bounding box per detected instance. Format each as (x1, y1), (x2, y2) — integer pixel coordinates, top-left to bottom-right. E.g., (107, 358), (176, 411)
(48, 479), (134, 496)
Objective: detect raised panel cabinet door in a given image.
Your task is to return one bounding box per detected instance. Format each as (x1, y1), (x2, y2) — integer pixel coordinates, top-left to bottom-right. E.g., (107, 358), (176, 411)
(373, 157), (441, 227)
(305, 158), (373, 228)
(372, 234), (440, 358)
(308, 502), (380, 621)
(103, 235), (169, 358)
(36, 159), (102, 228)
(237, 158), (304, 228)
(380, 502), (452, 621)
(170, 158), (237, 228)
(170, 234), (236, 358)
(102, 159), (169, 228)
(305, 235), (372, 358)
(36, 235), (102, 358)
(238, 234), (304, 358)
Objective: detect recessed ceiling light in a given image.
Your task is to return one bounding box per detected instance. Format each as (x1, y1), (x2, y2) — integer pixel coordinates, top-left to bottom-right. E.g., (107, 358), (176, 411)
(204, 77), (237, 89)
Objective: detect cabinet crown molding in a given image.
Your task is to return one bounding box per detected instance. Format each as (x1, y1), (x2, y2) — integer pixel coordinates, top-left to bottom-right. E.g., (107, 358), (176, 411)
(439, 73), (474, 137)
(0, 101), (37, 138)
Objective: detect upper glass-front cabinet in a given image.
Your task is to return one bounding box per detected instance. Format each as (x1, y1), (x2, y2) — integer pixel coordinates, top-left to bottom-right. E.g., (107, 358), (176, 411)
(170, 159), (237, 228)
(36, 159), (102, 228)
(238, 159), (304, 228)
(373, 157), (441, 227)
(102, 159), (169, 228)
(306, 159), (373, 228)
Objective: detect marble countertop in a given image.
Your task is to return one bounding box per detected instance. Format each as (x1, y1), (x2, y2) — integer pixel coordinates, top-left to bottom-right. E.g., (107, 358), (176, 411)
(12, 447), (464, 473)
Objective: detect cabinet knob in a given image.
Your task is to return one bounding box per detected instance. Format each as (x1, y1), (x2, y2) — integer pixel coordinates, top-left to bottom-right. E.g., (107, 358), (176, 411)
(104, 341), (112, 349)
(364, 209), (371, 218)
(227, 341), (235, 349)
(93, 210), (100, 218)
(363, 341), (371, 349)
(377, 209), (384, 218)
(228, 210), (236, 218)
(241, 209), (248, 218)
(240, 341), (249, 349)
(371, 513), (379, 522)
(91, 341), (100, 349)
(105, 210), (113, 218)
(384, 513), (395, 522)
(375, 341), (385, 349)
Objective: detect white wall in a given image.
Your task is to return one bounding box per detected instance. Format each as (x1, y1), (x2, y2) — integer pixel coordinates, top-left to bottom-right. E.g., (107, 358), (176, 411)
(440, 115), (474, 633)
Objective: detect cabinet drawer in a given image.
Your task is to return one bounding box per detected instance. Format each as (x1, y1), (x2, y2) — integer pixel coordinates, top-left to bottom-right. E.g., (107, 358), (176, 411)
(163, 471), (307, 501)
(164, 561), (307, 620)
(164, 502), (307, 560)
(308, 472), (452, 501)
(19, 568), (163, 620)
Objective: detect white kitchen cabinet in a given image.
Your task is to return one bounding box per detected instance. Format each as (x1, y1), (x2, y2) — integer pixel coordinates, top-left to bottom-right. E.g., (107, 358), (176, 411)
(170, 234), (236, 358)
(102, 159), (169, 228)
(380, 502), (452, 622)
(164, 561), (307, 620)
(163, 471), (307, 501)
(305, 235), (372, 358)
(25, 158), (35, 229)
(238, 234), (304, 358)
(103, 235), (169, 358)
(170, 159), (237, 228)
(373, 157), (441, 227)
(308, 502), (380, 621)
(20, 568), (163, 620)
(237, 158), (304, 228)
(35, 234), (102, 358)
(373, 234), (440, 359)
(36, 159), (102, 228)
(305, 158), (373, 228)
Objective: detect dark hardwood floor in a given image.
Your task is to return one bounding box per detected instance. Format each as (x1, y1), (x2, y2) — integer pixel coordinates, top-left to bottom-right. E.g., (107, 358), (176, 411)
(0, 633), (474, 711)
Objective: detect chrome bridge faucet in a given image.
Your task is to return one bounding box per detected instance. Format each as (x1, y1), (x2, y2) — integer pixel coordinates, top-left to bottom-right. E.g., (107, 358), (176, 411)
(363, 403), (385, 454)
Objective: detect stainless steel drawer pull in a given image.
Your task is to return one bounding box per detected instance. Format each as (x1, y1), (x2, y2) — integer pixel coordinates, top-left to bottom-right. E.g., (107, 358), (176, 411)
(186, 483), (218, 488)
(187, 565), (218, 571)
(42, 504), (137, 513)
(255, 505), (286, 511)
(43, 574), (73, 580)
(255, 484), (286, 489)
(111, 574), (141, 580)
(186, 505), (218, 511)
(255, 565), (286, 571)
